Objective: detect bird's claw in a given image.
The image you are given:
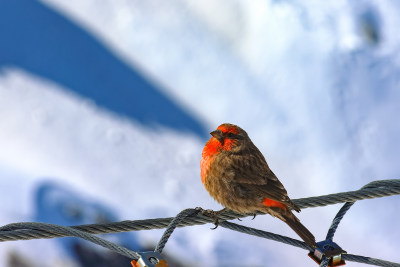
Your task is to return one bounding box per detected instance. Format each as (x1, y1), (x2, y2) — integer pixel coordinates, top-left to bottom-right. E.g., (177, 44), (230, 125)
(198, 208), (226, 230)
(251, 213), (257, 220)
(210, 219), (219, 230)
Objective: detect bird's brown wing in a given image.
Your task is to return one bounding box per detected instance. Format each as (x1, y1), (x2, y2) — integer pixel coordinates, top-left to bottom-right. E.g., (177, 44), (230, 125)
(227, 149), (297, 209)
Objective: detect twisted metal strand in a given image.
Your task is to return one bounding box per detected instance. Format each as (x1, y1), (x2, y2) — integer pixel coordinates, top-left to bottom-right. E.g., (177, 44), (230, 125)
(325, 201), (354, 240)
(1, 179), (397, 243)
(343, 254), (400, 267)
(0, 179), (399, 266)
(319, 256), (330, 267)
(155, 208), (200, 253)
(0, 222), (139, 259)
(220, 221), (312, 250)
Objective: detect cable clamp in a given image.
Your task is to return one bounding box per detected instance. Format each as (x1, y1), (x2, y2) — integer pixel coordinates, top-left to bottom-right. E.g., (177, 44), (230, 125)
(131, 252), (169, 267)
(308, 240), (346, 266)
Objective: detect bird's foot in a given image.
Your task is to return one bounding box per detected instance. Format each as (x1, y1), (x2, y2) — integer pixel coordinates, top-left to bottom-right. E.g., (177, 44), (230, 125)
(197, 208), (227, 230)
(251, 213), (257, 220)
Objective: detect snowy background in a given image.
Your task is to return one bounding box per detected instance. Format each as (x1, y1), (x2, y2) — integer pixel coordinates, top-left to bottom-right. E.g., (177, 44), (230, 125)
(1, 0), (400, 266)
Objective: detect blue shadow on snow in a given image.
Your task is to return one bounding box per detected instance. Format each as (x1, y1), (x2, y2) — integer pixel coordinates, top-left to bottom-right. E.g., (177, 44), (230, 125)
(0, 0), (207, 138)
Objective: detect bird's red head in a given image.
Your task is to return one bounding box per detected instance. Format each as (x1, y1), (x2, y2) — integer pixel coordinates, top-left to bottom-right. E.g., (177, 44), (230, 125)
(216, 124), (240, 135)
(201, 123), (246, 183)
(209, 123), (244, 150)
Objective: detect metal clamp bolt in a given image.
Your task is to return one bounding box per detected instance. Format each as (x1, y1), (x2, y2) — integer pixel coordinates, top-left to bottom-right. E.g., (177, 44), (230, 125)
(308, 240), (346, 266)
(131, 252), (169, 267)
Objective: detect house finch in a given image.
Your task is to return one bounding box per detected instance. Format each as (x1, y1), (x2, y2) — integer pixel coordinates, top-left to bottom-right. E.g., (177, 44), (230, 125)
(201, 123), (316, 247)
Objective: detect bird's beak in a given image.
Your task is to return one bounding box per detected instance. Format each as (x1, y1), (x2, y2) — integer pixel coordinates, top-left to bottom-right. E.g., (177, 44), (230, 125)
(210, 129), (224, 144)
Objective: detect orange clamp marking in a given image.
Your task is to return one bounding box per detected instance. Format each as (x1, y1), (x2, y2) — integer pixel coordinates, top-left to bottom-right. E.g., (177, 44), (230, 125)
(130, 259), (169, 267)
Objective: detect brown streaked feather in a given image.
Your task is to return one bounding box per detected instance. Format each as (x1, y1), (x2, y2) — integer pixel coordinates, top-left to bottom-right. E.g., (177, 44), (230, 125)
(280, 209), (316, 247)
(201, 123), (313, 245)
(222, 142), (300, 211)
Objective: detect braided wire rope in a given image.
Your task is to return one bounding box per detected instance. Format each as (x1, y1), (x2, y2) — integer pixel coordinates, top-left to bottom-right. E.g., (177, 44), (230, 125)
(0, 179), (399, 266)
(218, 219), (400, 266)
(343, 254), (400, 267)
(220, 220), (311, 250)
(1, 179), (397, 242)
(0, 222), (139, 259)
(317, 181), (400, 267)
(325, 202), (354, 241)
(155, 208), (200, 253)
(320, 257), (330, 267)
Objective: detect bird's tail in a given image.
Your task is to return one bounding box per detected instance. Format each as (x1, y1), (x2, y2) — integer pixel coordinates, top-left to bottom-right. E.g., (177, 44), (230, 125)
(281, 211), (316, 248)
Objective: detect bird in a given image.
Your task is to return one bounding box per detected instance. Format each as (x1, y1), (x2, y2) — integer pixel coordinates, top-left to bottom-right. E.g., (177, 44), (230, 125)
(200, 123), (316, 247)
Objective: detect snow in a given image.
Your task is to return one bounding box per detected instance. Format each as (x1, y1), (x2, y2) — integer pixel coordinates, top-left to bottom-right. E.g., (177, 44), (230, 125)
(1, 0), (400, 266)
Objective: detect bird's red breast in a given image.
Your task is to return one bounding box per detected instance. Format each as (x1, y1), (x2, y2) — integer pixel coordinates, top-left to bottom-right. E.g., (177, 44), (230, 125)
(200, 125), (240, 184)
(200, 138), (218, 184)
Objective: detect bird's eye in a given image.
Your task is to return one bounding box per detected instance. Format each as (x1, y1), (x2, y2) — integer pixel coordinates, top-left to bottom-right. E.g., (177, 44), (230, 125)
(226, 132), (235, 138)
